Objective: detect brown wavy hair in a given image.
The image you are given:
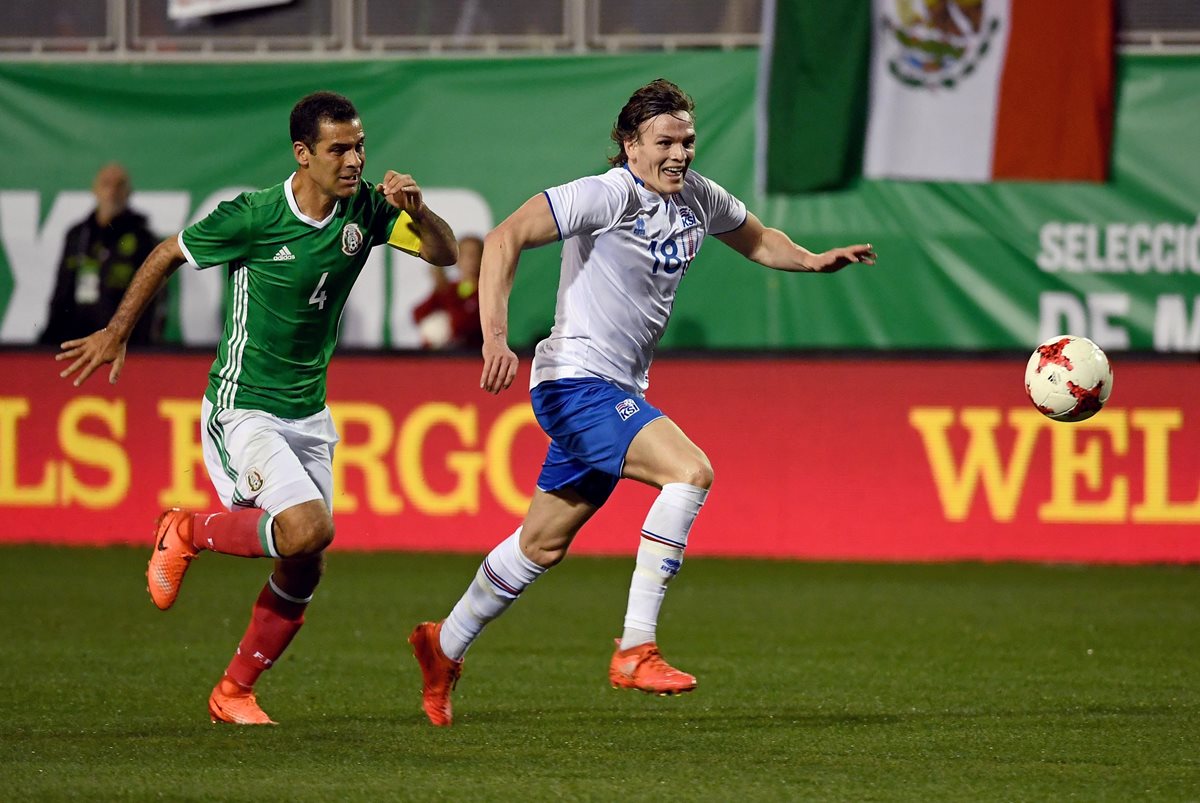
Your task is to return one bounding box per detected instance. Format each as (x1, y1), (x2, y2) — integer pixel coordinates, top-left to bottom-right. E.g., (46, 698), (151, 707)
(608, 79), (695, 167)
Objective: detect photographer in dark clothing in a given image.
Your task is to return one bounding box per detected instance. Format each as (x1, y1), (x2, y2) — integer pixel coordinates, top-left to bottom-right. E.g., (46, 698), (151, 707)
(40, 163), (163, 346)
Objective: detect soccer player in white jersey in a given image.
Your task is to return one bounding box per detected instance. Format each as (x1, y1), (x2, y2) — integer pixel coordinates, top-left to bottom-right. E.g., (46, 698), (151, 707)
(409, 79), (876, 726)
(56, 91), (458, 725)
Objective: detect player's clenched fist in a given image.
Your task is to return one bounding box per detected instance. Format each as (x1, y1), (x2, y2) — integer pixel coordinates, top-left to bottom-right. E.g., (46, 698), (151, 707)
(375, 171), (425, 216)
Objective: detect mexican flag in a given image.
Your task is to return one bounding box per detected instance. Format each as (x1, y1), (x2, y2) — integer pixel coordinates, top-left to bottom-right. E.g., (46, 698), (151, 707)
(757, 0), (1114, 192)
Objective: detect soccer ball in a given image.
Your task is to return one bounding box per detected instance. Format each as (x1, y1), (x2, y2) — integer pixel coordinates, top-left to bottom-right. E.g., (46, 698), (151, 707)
(1024, 335), (1113, 422)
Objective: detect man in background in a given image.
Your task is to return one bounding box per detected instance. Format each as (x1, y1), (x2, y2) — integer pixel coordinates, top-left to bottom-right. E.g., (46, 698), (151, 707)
(40, 163), (164, 346)
(413, 234), (483, 350)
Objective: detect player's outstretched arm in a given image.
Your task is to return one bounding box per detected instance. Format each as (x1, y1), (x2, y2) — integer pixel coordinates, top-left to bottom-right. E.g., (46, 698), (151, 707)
(375, 170), (458, 266)
(716, 211), (876, 273)
(478, 193), (560, 394)
(55, 234), (186, 387)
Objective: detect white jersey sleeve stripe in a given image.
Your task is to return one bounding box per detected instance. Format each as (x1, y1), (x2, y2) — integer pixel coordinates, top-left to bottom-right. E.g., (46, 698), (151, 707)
(177, 231), (202, 269)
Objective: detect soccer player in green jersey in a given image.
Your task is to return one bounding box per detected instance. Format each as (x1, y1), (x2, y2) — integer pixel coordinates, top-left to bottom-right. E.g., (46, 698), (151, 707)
(56, 91), (458, 724)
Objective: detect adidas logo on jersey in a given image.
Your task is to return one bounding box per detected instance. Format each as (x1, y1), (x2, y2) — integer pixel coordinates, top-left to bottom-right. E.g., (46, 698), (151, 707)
(273, 246), (296, 261)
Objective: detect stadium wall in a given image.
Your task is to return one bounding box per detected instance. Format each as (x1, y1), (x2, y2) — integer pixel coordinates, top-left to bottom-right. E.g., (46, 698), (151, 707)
(3, 351), (1197, 562)
(0, 53), (1198, 352)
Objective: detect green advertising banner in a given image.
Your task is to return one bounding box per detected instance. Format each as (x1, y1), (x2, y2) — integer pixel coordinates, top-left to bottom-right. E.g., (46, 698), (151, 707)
(0, 52), (1197, 352)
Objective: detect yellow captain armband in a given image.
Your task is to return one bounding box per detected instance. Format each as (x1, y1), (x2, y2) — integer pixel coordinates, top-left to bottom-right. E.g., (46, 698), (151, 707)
(387, 211), (422, 256)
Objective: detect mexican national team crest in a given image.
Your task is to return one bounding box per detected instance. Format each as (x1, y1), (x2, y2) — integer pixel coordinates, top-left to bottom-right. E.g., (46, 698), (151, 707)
(341, 223), (363, 256)
(245, 468), (264, 493)
(881, 0), (1001, 89)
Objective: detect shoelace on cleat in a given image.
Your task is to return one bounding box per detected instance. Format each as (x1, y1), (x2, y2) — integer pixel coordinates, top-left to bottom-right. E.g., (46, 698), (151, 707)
(637, 649), (686, 679)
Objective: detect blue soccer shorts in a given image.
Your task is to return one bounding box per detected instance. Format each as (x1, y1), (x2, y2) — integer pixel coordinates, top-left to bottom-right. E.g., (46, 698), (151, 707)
(529, 377), (665, 508)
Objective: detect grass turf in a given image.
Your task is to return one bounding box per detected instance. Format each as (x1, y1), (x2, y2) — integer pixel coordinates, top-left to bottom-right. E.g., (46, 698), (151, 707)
(1, 546), (1197, 801)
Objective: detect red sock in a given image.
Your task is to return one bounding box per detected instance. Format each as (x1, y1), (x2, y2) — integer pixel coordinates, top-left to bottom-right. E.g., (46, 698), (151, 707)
(226, 580), (307, 689)
(192, 509), (273, 557)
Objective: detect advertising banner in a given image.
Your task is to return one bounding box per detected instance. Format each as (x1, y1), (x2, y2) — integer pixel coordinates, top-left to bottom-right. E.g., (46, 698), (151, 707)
(3, 351), (1197, 563)
(1, 53), (1197, 353)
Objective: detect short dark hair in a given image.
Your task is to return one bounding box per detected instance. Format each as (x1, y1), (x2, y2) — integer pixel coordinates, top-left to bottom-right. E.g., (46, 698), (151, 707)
(290, 91), (359, 151)
(609, 79), (695, 167)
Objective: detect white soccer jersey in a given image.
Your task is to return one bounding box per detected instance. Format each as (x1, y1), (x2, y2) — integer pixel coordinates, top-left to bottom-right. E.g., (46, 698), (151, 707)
(533, 166), (747, 395)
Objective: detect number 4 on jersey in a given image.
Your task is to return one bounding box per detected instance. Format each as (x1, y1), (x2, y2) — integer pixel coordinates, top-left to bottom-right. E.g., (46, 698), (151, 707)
(309, 271), (329, 310)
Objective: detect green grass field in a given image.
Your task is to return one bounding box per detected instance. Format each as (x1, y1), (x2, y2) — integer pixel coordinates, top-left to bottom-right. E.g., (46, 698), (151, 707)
(1, 546), (1197, 801)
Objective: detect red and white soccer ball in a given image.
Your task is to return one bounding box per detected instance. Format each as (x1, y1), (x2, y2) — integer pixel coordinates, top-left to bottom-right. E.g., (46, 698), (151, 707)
(1024, 335), (1114, 422)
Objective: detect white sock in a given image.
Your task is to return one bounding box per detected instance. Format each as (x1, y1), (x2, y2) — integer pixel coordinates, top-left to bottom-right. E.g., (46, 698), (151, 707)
(620, 483), (708, 650)
(439, 528), (546, 661)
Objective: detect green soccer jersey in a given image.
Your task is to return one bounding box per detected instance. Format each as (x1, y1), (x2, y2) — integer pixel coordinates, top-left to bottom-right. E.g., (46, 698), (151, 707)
(180, 173), (420, 418)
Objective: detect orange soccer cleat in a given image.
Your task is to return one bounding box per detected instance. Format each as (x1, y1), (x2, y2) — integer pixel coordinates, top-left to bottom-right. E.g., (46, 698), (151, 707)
(146, 508), (199, 611)
(408, 621), (463, 727)
(208, 675), (277, 725)
(609, 640), (697, 696)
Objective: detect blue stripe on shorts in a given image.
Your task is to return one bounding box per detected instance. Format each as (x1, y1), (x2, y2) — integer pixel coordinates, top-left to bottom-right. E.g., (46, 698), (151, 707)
(530, 377), (665, 508)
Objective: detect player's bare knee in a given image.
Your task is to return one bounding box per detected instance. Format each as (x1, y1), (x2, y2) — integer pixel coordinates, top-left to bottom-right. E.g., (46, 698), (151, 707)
(302, 517), (335, 554)
(519, 531), (570, 568)
(527, 543), (568, 568)
(273, 508), (335, 557)
(676, 458), (714, 490)
(532, 542), (568, 566)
